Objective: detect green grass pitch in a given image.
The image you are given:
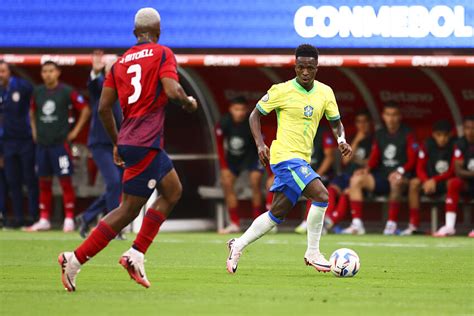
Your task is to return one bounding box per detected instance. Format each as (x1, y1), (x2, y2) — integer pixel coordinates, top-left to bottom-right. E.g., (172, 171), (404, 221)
(0, 231), (473, 316)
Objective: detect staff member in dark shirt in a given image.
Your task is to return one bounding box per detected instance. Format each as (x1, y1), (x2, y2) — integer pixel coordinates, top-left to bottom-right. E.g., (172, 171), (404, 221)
(0, 61), (38, 227)
(215, 96), (264, 234)
(77, 52), (123, 238)
(403, 120), (454, 235)
(344, 102), (417, 235)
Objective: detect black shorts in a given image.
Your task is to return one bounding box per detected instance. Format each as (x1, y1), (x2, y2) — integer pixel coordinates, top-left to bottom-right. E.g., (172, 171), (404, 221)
(228, 158), (264, 177)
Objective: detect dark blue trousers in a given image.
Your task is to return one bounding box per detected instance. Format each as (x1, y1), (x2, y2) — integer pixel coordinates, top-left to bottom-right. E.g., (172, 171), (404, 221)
(82, 145), (122, 224)
(3, 140), (38, 223)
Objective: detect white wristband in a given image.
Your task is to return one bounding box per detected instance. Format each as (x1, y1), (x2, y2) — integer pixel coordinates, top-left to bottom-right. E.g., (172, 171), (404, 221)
(337, 136), (346, 144)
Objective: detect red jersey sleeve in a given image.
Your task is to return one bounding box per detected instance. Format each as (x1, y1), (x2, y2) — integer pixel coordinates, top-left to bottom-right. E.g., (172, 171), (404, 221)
(215, 123), (228, 169)
(367, 141), (380, 170)
(402, 133), (418, 172)
(322, 132), (337, 149)
(416, 145), (429, 182)
(70, 90), (87, 111)
(30, 95), (37, 111)
(159, 48), (179, 81)
(103, 65), (117, 90)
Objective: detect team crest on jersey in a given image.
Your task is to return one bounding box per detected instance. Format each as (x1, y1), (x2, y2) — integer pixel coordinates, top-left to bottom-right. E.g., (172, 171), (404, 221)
(384, 144), (397, 160)
(12, 91), (20, 102)
(304, 105), (314, 118)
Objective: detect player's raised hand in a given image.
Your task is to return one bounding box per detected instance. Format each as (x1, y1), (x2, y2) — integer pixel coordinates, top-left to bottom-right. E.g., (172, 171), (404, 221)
(183, 96), (198, 113)
(258, 144), (270, 167)
(338, 142), (352, 158)
(113, 145), (125, 167)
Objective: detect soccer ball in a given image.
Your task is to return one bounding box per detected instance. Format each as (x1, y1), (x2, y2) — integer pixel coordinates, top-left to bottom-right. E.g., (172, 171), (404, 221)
(330, 248), (360, 277)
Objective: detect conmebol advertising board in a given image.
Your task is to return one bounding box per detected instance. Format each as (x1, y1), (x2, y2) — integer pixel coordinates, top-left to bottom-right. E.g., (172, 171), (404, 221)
(0, 0), (472, 48)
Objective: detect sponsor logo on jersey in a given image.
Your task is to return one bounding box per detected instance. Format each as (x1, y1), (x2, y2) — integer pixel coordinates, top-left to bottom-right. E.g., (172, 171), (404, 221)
(261, 93), (269, 102)
(229, 136), (245, 156)
(383, 144), (399, 167)
(435, 160), (449, 174)
(41, 100), (58, 123)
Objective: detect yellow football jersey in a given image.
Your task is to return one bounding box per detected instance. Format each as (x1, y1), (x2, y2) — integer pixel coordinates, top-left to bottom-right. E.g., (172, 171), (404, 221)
(256, 78), (340, 165)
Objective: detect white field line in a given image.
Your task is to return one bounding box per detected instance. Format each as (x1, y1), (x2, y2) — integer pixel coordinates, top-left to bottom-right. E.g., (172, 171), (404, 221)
(0, 235), (472, 249)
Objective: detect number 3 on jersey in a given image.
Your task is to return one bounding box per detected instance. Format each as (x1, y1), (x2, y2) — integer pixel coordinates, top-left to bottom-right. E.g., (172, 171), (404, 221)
(127, 64), (142, 104)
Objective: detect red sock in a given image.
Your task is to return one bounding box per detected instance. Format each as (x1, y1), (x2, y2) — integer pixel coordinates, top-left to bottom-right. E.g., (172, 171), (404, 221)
(59, 177), (75, 219)
(304, 199), (312, 219)
(388, 201), (401, 222)
(265, 191), (274, 210)
(229, 207), (240, 226)
(326, 186), (339, 215)
(350, 201), (363, 219)
(332, 193), (350, 224)
(39, 178), (52, 220)
(74, 220), (117, 264)
(133, 208), (166, 254)
(446, 177), (463, 212)
(409, 208), (420, 227)
(252, 205), (262, 219)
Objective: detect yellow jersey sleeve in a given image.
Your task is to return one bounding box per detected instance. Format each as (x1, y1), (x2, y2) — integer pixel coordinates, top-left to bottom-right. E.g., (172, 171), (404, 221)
(256, 85), (282, 115)
(324, 87), (341, 121)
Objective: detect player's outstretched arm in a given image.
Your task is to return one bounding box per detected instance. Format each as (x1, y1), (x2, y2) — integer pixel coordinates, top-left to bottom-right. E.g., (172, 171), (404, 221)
(329, 119), (352, 158)
(249, 107), (270, 166)
(161, 77), (197, 113)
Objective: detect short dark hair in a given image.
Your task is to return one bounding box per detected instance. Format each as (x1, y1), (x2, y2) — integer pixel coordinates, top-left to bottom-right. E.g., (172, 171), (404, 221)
(41, 60), (60, 70)
(295, 44), (319, 62)
(433, 120), (452, 133)
(465, 115), (474, 123)
(355, 109), (371, 120)
(229, 96), (247, 106)
(384, 101), (400, 110)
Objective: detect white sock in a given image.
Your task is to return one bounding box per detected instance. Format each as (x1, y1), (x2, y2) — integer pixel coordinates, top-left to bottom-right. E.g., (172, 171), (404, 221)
(445, 212), (456, 229)
(233, 211), (280, 251)
(306, 202), (328, 255)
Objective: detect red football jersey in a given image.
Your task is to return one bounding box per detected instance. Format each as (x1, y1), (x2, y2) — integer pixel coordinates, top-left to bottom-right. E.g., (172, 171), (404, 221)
(104, 42), (179, 149)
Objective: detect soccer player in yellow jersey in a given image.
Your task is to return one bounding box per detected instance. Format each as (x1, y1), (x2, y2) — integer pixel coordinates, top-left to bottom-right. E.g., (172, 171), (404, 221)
(226, 44), (352, 274)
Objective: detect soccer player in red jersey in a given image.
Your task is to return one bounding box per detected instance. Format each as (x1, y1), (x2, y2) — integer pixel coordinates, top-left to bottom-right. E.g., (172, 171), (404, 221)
(58, 8), (197, 292)
(434, 116), (474, 237)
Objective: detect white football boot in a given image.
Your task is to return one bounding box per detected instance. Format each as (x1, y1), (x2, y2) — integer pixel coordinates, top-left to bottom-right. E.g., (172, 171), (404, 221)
(341, 219), (366, 235)
(294, 220), (307, 234)
(400, 224), (418, 236)
(304, 252), (331, 273)
(58, 252), (81, 292)
(433, 226), (456, 237)
(23, 218), (51, 232)
(119, 248), (151, 288)
(383, 221), (397, 235)
(218, 223), (241, 234)
(226, 238), (242, 274)
(63, 218), (75, 233)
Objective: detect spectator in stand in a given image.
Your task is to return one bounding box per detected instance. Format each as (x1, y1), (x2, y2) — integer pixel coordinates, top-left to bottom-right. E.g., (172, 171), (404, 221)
(434, 116), (474, 237)
(26, 61), (91, 232)
(77, 51), (123, 238)
(323, 110), (373, 233)
(294, 123), (337, 234)
(215, 96), (265, 234)
(342, 102), (418, 235)
(0, 61), (38, 228)
(401, 120), (455, 235)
